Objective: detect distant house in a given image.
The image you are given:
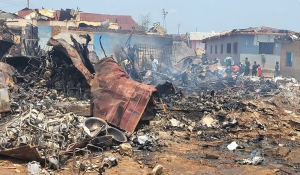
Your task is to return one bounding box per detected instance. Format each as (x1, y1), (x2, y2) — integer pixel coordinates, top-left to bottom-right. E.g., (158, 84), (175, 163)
(202, 27), (294, 69)
(276, 34), (300, 80)
(187, 32), (216, 50)
(17, 8), (140, 30)
(78, 13), (139, 30)
(0, 10), (20, 19)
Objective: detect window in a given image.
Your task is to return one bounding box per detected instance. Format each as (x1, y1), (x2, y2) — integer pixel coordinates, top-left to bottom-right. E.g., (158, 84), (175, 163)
(221, 44), (223, 54)
(233, 42), (238, 54)
(210, 45), (212, 54)
(215, 45), (217, 54)
(286, 52), (293, 67)
(205, 43), (207, 50)
(227, 43), (231, 54)
(259, 42), (274, 54)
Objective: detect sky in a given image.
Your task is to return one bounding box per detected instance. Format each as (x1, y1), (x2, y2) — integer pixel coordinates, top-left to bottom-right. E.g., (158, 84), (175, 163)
(0, 0), (300, 34)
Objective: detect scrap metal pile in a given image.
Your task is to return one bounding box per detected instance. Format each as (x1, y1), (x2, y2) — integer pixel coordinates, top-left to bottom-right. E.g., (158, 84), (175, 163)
(0, 35), (157, 174)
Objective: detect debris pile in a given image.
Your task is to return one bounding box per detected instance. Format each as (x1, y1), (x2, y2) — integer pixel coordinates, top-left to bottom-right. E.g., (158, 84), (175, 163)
(139, 74), (300, 174)
(0, 36), (157, 174)
(0, 32), (299, 174)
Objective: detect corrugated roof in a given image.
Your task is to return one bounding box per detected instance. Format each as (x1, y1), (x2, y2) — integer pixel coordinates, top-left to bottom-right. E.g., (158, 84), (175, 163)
(17, 9), (139, 30)
(203, 26), (296, 41)
(80, 13), (139, 30)
(91, 57), (156, 132)
(48, 38), (156, 133)
(17, 8), (34, 18)
(188, 32), (216, 40)
(0, 10), (20, 19)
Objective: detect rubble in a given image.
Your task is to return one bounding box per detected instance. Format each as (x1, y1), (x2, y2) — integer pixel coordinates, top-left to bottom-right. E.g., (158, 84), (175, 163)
(119, 143), (133, 157)
(0, 20), (299, 175)
(227, 141), (238, 151)
(27, 161), (42, 175)
(0, 34), (158, 174)
(149, 164), (164, 175)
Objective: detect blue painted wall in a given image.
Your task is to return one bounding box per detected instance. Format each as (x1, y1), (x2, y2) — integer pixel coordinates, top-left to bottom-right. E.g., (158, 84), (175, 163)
(38, 26), (52, 49)
(238, 35), (255, 54)
(93, 32), (173, 59)
(238, 35), (281, 56)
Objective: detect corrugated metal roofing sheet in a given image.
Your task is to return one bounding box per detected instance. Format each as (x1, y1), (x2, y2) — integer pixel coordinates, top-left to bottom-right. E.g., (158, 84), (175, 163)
(91, 57), (156, 133)
(17, 9), (34, 18)
(0, 10), (20, 19)
(188, 32), (216, 41)
(203, 27), (296, 41)
(80, 13), (138, 30)
(47, 38), (156, 133)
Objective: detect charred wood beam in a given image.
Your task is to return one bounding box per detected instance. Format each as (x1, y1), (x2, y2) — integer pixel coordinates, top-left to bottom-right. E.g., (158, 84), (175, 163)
(70, 35), (95, 74)
(47, 38), (93, 82)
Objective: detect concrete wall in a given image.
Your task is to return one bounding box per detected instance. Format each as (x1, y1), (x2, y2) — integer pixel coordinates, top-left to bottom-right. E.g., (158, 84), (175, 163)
(5, 19), (76, 28)
(239, 35), (280, 54)
(239, 35), (280, 69)
(280, 41), (300, 80)
(205, 34), (281, 68)
(190, 40), (205, 50)
(4, 19), (174, 65)
(205, 35), (240, 65)
(240, 54), (279, 69)
(54, 29), (173, 64)
(53, 29), (95, 50)
(93, 32), (173, 59)
(38, 26), (51, 49)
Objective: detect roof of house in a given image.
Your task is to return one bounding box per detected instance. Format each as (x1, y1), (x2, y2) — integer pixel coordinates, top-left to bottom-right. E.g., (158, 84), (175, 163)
(17, 8), (34, 18)
(275, 33), (300, 42)
(187, 32), (216, 40)
(202, 26), (296, 42)
(17, 8), (140, 31)
(80, 13), (139, 30)
(0, 10), (20, 19)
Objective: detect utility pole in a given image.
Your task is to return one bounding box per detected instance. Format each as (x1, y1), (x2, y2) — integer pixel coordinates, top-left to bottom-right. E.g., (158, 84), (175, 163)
(162, 9), (168, 30)
(27, 0), (29, 8)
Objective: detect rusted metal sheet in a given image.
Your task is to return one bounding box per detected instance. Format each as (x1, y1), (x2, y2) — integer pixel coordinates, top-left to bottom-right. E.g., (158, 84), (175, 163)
(0, 145), (43, 162)
(0, 62), (17, 88)
(91, 57), (156, 133)
(47, 38), (94, 82)
(0, 62), (16, 113)
(47, 37), (156, 133)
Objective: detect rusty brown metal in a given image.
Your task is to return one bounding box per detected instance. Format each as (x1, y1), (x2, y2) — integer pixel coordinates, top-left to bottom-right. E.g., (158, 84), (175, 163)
(0, 145), (43, 162)
(0, 62), (17, 113)
(90, 57), (156, 133)
(47, 37), (156, 133)
(0, 62), (17, 88)
(47, 38), (94, 82)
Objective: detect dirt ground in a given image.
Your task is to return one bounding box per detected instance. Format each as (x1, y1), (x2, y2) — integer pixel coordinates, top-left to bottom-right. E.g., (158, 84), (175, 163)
(1, 91), (300, 175)
(0, 136), (297, 175)
(0, 113), (299, 175)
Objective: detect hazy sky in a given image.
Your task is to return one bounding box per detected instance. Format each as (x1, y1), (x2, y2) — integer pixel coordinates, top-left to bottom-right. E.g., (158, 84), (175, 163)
(1, 0), (300, 34)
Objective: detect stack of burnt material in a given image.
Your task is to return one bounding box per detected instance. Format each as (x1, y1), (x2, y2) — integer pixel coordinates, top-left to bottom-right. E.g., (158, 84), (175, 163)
(0, 34), (157, 173)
